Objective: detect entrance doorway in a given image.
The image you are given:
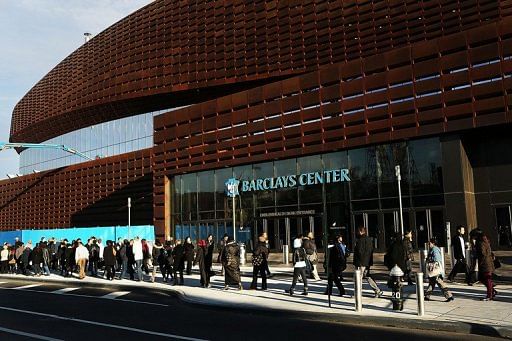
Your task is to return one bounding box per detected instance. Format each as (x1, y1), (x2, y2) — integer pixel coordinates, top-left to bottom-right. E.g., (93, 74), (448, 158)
(495, 206), (512, 248)
(415, 208), (445, 248)
(260, 215), (318, 251)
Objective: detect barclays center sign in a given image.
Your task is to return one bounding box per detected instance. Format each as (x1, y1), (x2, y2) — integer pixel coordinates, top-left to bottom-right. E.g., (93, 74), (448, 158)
(225, 169), (350, 197)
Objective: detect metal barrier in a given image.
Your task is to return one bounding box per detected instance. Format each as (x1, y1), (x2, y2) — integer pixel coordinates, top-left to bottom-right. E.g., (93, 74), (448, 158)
(416, 272), (425, 316)
(354, 269), (362, 312)
(283, 245), (289, 264)
(419, 249), (428, 279)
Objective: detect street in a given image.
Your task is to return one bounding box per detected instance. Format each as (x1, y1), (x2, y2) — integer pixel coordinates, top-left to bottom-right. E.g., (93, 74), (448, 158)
(0, 278), (503, 341)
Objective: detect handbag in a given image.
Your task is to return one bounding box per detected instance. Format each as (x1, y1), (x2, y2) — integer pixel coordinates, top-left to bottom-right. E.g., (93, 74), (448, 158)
(426, 261), (442, 278)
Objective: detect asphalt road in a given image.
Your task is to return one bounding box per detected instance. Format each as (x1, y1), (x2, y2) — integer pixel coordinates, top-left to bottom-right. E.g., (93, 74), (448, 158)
(0, 278), (503, 341)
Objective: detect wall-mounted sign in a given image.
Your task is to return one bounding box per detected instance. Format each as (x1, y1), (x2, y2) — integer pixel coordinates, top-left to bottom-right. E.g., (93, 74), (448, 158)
(242, 169), (350, 193)
(260, 210), (316, 218)
(226, 168), (350, 197)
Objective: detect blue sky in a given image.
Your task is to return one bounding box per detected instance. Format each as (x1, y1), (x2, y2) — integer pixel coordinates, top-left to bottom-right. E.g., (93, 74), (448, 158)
(0, 0), (152, 179)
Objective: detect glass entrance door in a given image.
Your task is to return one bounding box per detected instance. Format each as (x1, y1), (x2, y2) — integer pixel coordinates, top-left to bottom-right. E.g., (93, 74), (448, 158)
(353, 212), (380, 249)
(383, 210), (410, 249)
(415, 208), (445, 248)
(495, 206), (512, 248)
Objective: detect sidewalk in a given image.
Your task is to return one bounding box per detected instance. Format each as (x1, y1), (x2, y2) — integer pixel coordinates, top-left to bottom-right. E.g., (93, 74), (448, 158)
(1, 265), (511, 339)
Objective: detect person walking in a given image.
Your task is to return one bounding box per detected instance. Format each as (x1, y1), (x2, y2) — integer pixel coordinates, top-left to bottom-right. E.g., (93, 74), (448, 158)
(184, 237), (195, 275)
(151, 239), (165, 283)
(41, 242), (51, 276)
(403, 230), (415, 285)
(31, 243), (43, 276)
(222, 237), (242, 290)
(250, 234), (269, 290)
(163, 241), (174, 282)
(447, 225), (470, 283)
(205, 234), (215, 277)
(133, 237), (144, 281)
(75, 241), (90, 280)
(476, 231), (497, 301)
(22, 242), (32, 276)
(424, 238), (454, 302)
(117, 240), (129, 280)
(324, 235), (347, 296)
(262, 232), (273, 278)
(0, 245), (9, 273)
(194, 240), (210, 288)
(172, 239), (185, 285)
(88, 239), (100, 277)
(217, 234), (229, 276)
(103, 240), (117, 281)
(303, 232), (321, 281)
(353, 226), (383, 298)
(286, 238), (308, 296)
(15, 242), (25, 275)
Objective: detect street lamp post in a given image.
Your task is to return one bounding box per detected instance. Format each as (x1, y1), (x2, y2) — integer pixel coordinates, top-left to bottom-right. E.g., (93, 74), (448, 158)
(232, 194), (236, 242)
(128, 197), (131, 239)
(395, 165), (404, 236)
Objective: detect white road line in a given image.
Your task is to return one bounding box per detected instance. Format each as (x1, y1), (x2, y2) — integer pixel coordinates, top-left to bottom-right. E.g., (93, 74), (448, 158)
(0, 306), (209, 341)
(13, 284), (41, 290)
(0, 287), (168, 307)
(52, 287), (79, 294)
(101, 291), (131, 299)
(0, 325), (63, 341)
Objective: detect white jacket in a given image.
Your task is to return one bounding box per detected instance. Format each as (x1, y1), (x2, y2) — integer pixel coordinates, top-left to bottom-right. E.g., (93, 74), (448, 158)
(0, 249), (9, 261)
(75, 244), (90, 262)
(133, 240), (143, 261)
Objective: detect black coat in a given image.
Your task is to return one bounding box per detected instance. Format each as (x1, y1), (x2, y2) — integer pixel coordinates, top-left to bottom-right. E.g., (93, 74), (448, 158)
(31, 247), (43, 264)
(329, 243), (347, 275)
(303, 238), (316, 255)
(253, 241), (269, 262)
(205, 242), (214, 269)
(353, 235), (374, 267)
(172, 244), (185, 271)
(384, 240), (407, 271)
(103, 245), (116, 266)
(184, 242), (195, 260)
(452, 234), (466, 260)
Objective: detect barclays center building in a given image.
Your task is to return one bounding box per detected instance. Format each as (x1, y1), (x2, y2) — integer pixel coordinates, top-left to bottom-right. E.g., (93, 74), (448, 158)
(2, 1), (512, 252)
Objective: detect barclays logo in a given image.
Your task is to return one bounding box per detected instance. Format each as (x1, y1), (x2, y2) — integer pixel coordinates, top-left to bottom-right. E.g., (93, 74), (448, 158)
(225, 178), (240, 198)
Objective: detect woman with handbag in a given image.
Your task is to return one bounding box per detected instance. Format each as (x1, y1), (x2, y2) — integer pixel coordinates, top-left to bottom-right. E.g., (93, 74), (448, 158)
(476, 231), (497, 301)
(424, 238), (454, 302)
(250, 234), (269, 290)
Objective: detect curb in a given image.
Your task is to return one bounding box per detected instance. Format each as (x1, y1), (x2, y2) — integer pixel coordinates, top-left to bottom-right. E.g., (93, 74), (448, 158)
(1, 274), (511, 339)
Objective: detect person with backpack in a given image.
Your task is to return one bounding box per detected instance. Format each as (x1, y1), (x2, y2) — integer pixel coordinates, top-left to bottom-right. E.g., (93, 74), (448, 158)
(250, 234), (269, 290)
(324, 235), (348, 296)
(286, 238), (309, 296)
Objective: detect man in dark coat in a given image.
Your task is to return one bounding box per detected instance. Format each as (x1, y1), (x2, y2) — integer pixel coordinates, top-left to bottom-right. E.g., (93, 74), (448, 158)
(205, 235), (215, 277)
(103, 240), (117, 280)
(325, 235), (348, 296)
(222, 237), (242, 290)
(31, 243), (43, 276)
(172, 239), (185, 285)
(447, 225), (469, 283)
(194, 240), (210, 288)
(353, 226), (383, 298)
(250, 234), (269, 290)
(384, 233), (407, 272)
(117, 240), (129, 280)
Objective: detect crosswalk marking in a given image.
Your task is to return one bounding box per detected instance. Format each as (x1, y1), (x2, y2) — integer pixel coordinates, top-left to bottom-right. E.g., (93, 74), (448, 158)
(52, 287), (79, 294)
(101, 291), (131, 299)
(13, 284), (41, 290)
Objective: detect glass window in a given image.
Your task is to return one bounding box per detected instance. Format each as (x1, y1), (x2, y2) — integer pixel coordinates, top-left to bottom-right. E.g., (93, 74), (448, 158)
(274, 158), (298, 207)
(198, 171), (215, 212)
(323, 151), (349, 202)
(409, 138), (443, 196)
(298, 155), (323, 205)
(253, 162), (275, 208)
(348, 147), (378, 200)
(215, 168), (232, 219)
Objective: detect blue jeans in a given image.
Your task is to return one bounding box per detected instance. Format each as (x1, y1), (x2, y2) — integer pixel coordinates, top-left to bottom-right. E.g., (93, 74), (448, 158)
(119, 259), (128, 279)
(43, 264), (50, 276)
(136, 260), (143, 281)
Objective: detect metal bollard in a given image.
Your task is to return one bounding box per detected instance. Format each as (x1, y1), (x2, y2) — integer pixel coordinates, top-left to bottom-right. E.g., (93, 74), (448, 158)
(416, 272), (425, 316)
(283, 245), (289, 264)
(439, 246), (445, 278)
(354, 269), (362, 312)
(419, 249), (428, 279)
(239, 243), (246, 266)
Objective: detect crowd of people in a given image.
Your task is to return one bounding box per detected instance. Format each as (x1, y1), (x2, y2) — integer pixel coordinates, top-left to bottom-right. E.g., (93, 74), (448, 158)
(0, 224), (500, 301)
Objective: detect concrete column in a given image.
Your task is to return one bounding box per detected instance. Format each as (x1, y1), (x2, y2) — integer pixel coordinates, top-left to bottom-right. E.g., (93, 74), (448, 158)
(441, 136), (477, 235)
